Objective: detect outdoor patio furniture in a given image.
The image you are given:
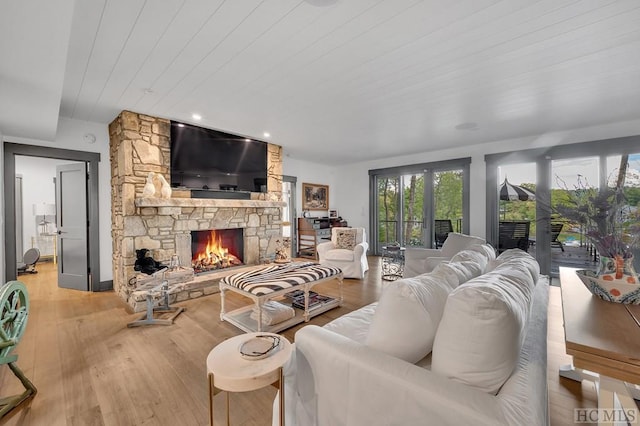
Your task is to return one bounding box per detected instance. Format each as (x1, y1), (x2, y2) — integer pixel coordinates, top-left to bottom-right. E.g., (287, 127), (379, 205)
(498, 221), (531, 253)
(434, 219), (454, 249)
(550, 223), (565, 252)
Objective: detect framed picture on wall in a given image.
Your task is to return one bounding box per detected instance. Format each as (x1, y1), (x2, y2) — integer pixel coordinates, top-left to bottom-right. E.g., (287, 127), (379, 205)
(302, 183), (329, 210)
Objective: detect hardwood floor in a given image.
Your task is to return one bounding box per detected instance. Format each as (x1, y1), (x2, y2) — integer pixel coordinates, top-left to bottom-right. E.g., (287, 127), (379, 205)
(1, 258), (599, 425)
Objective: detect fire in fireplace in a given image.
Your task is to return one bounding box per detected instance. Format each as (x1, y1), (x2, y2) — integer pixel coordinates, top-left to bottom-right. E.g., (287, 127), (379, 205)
(191, 229), (243, 274)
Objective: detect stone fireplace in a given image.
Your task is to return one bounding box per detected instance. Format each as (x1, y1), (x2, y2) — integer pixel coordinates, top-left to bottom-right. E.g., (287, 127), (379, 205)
(109, 111), (284, 311)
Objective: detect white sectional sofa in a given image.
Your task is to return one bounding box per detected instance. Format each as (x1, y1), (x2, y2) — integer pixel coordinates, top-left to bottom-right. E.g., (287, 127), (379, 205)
(279, 246), (549, 426)
(404, 232), (486, 278)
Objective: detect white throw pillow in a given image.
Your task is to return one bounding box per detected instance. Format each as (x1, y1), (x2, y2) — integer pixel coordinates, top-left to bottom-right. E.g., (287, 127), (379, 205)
(366, 275), (451, 363)
(440, 233), (486, 257)
(444, 260), (483, 284)
(450, 248), (489, 272)
(497, 249), (540, 283)
(468, 243), (497, 263)
(431, 272), (533, 395)
(428, 263), (460, 289)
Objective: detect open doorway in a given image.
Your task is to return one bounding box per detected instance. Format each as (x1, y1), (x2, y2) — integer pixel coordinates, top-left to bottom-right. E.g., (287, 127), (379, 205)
(14, 156), (85, 287)
(282, 176), (297, 260)
(3, 143), (101, 291)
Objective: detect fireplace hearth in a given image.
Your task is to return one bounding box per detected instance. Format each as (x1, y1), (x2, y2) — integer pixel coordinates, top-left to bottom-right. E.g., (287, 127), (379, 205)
(191, 229), (244, 274)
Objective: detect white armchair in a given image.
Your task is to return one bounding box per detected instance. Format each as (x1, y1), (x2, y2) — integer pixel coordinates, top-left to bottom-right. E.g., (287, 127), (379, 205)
(404, 232), (485, 278)
(317, 227), (369, 279)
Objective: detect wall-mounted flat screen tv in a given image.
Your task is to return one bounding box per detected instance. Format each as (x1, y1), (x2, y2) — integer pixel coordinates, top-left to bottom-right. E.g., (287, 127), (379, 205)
(170, 121), (268, 193)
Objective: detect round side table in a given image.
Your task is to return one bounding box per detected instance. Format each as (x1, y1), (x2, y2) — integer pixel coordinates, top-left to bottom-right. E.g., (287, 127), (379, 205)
(381, 246), (406, 281)
(206, 332), (292, 426)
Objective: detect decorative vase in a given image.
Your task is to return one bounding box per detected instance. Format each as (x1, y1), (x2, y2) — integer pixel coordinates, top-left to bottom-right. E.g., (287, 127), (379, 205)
(596, 255), (637, 283)
(575, 255), (640, 304)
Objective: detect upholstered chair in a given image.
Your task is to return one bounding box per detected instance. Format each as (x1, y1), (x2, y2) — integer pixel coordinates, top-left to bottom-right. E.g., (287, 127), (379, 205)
(404, 232), (486, 278)
(317, 227), (369, 279)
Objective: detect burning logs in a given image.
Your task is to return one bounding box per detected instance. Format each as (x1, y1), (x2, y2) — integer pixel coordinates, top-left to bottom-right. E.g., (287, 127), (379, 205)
(192, 251), (242, 274)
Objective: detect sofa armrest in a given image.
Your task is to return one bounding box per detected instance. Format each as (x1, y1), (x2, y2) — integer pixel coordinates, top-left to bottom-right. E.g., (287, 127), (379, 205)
(353, 241), (368, 257)
(405, 247), (443, 261)
(424, 256), (450, 271)
(316, 241), (335, 258)
(294, 325), (507, 426)
(404, 248), (445, 278)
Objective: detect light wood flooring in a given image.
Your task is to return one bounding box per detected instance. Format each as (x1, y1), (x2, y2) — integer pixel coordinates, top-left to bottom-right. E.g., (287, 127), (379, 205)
(1, 258), (601, 425)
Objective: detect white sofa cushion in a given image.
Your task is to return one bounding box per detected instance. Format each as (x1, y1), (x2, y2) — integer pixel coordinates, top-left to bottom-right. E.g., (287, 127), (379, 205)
(443, 260), (483, 283)
(404, 234), (487, 278)
(450, 248), (488, 271)
(324, 302), (377, 344)
(429, 264), (461, 288)
(431, 267), (534, 395)
(496, 249), (540, 283)
(324, 249), (355, 261)
(440, 233), (486, 257)
(366, 275), (451, 363)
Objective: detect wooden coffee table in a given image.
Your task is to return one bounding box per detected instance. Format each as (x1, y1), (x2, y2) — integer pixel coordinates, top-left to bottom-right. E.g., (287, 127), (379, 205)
(219, 262), (343, 333)
(559, 267), (640, 419)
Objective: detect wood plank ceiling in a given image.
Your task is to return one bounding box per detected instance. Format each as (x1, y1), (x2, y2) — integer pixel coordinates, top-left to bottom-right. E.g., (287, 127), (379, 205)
(6, 0), (640, 164)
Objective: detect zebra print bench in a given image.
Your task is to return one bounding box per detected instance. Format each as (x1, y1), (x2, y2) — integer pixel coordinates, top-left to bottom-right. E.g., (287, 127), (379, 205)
(219, 262), (344, 333)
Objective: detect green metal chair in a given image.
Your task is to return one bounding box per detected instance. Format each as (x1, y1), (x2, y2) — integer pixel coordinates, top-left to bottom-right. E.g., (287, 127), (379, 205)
(0, 281), (37, 420)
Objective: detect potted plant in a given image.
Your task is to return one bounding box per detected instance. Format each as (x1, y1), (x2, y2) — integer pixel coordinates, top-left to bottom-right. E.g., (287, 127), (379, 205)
(554, 175), (640, 304)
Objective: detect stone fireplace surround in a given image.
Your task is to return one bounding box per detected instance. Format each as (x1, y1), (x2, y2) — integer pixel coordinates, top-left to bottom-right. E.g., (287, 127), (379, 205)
(109, 111), (284, 312)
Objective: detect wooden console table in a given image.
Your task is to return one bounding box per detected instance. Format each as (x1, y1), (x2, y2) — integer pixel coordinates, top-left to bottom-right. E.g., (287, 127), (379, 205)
(559, 267), (640, 422)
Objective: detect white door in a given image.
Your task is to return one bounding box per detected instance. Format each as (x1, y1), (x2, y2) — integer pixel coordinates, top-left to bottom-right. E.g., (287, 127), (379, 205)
(56, 163), (89, 290)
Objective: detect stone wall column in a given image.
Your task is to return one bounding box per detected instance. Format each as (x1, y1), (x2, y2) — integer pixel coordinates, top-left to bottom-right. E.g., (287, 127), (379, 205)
(109, 111), (171, 298)
(109, 110), (284, 309)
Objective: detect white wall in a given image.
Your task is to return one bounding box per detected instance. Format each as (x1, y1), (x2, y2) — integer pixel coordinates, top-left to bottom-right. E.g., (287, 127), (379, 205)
(3, 117), (112, 282)
(334, 119), (640, 241)
(15, 156), (71, 253)
(283, 156), (338, 218)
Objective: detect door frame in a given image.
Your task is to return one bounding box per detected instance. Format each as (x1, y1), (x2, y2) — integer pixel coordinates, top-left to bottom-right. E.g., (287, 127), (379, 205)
(3, 142), (101, 290)
(283, 175), (297, 260)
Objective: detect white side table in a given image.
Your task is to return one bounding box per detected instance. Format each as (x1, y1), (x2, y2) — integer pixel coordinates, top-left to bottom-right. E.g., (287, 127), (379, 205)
(206, 332), (292, 425)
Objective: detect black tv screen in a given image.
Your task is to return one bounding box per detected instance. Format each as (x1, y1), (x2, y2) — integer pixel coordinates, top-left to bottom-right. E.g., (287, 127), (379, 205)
(170, 121), (268, 193)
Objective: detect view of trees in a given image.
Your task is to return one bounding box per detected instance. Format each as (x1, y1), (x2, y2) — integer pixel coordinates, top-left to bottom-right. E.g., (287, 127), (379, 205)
(377, 171), (463, 247)
(377, 157), (640, 251)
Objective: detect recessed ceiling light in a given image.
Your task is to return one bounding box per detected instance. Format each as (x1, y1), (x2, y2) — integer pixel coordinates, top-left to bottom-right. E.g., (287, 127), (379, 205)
(192, 113), (202, 120)
(263, 132), (270, 138)
(177, 123), (185, 127)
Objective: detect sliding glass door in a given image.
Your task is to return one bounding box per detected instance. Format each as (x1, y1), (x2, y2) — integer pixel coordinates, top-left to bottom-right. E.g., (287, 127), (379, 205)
(375, 173), (425, 249)
(433, 169), (464, 238)
(376, 175), (400, 247)
(486, 135), (640, 277)
(370, 159), (470, 254)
